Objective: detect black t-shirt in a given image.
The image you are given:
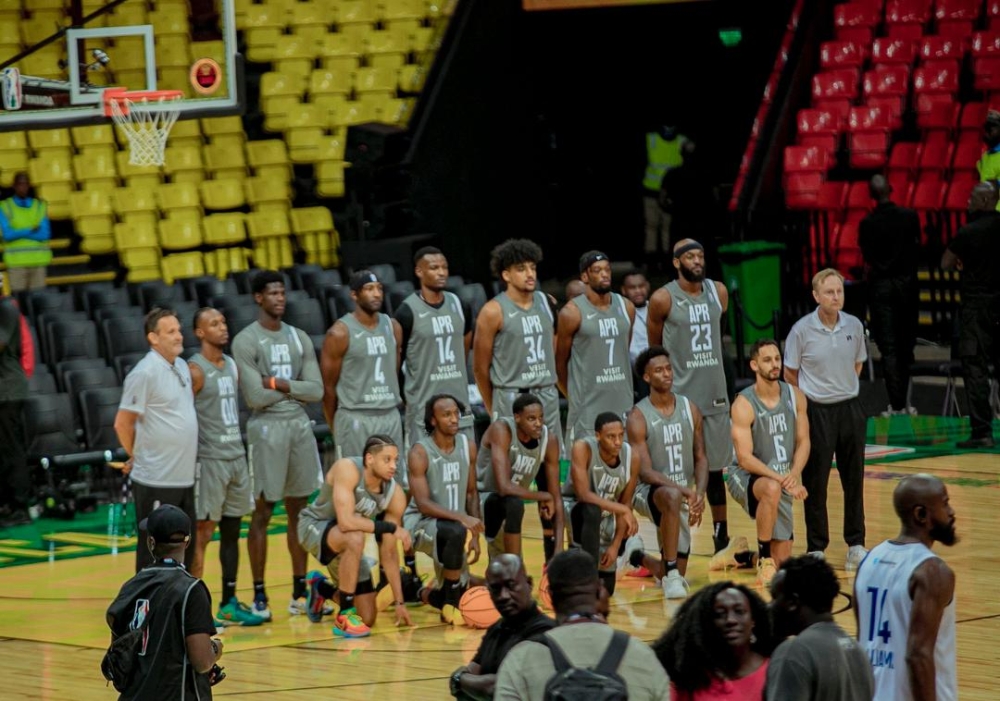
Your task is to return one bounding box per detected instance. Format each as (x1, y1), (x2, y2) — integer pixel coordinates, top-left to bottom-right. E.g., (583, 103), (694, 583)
(0, 297), (27, 402)
(471, 605), (555, 675)
(858, 201), (920, 280)
(947, 211), (1000, 300)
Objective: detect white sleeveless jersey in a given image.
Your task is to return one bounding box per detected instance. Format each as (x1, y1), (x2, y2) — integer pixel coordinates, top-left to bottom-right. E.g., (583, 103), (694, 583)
(854, 540), (957, 701)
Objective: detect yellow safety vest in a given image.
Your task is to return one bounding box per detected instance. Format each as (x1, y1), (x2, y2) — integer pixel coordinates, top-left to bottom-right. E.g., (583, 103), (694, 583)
(1, 198), (52, 268)
(643, 132), (685, 192)
(977, 149), (1000, 211)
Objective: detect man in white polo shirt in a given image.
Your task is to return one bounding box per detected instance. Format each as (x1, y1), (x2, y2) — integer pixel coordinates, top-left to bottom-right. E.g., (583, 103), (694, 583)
(114, 307), (199, 572)
(783, 269), (868, 571)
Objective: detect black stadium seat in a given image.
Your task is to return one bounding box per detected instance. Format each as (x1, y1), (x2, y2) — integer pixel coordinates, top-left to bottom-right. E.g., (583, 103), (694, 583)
(55, 358), (108, 393)
(102, 316), (152, 362)
(23, 393), (82, 459)
(283, 297), (326, 336)
(113, 351), (147, 382)
(79, 387), (124, 453)
(65, 367), (120, 422)
(194, 277), (239, 307)
(47, 319), (100, 365)
(84, 287), (130, 316)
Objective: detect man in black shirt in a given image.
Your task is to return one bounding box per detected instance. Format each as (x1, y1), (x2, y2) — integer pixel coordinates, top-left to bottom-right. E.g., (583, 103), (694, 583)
(859, 175), (920, 416)
(106, 504), (223, 700)
(942, 182), (1000, 448)
(0, 278), (29, 526)
(450, 554), (554, 700)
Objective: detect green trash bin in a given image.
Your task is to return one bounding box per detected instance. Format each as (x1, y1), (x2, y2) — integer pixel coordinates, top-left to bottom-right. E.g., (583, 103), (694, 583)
(717, 241), (785, 345)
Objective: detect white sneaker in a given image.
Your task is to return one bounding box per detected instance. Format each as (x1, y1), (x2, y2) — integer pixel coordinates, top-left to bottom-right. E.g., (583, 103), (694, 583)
(807, 550), (825, 560)
(845, 545), (868, 572)
(617, 534), (644, 579)
(708, 535), (750, 571)
(756, 557), (778, 588)
(251, 598), (272, 622)
(661, 570), (689, 599)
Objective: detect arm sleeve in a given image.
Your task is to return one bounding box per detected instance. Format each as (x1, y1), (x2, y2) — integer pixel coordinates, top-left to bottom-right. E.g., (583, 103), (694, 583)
(119, 365), (149, 415)
(764, 646), (813, 701)
(231, 332), (284, 410)
(783, 324), (802, 370)
(183, 581), (217, 636)
(395, 303), (414, 355)
(461, 299), (474, 335)
(287, 330), (324, 402)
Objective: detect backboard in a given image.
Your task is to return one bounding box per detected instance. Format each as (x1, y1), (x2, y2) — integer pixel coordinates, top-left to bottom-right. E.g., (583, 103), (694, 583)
(0, 0), (243, 131)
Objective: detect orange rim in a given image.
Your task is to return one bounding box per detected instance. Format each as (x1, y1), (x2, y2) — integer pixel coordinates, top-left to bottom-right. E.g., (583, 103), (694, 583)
(102, 87), (184, 117)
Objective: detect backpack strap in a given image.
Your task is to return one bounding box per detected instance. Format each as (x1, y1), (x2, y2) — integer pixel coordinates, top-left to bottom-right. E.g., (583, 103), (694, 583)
(539, 633), (574, 674)
(594, 630), (630, 676)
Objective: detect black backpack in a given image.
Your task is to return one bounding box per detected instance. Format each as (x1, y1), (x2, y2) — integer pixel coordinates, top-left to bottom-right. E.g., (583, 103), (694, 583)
(540, 629), (631, 701)
(101, 616), (148, 692)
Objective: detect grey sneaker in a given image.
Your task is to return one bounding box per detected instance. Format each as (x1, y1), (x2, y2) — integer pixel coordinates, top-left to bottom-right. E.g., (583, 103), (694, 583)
(807, 550), (825, 560)
(662, 570), (689, 599)
(845, 545), (868, 572)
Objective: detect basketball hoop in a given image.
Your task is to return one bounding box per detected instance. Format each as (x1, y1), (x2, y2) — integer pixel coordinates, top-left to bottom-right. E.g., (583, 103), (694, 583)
(103, 88), (184, 167)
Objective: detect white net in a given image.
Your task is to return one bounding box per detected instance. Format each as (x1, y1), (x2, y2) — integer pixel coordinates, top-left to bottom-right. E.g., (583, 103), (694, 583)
(108, 94), (182, 167)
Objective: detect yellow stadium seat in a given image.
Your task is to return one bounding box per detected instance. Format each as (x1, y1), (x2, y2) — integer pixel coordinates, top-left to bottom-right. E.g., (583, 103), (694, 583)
(71, 125), (116, 151)
(290, 205), (335, 234)
(366, 30), (407, 60)
(246, 27), (283, 63)
(149, 10), (189, 37)
(201, 116), (245, 138)
(113, 3), (148, 25)
(410, 25), (434, 52)
(287, 128), (322, 164)
(316, 134), (346, 162)
(335, 100), (377, 127)
(121, 245), (161, 269)
(27, 128), (72, 154)
(274, 35), (318, 76)
(162, 145), (204, 178)
(234, 0), (252, 28)
(308, 69), (353, 97)
(261, 71), (307, 102)
(125, 266), (163, 283)
(190, 40), (226, 63)
(166, 119), (203, 150)
(201, 179), (247, 211)
(398, 63), (423, 92)
(339, 0), (376, 25)
(73, 151), (118, 188)
(156, 36), (191, 68)
(28, 154), (72, 184)
(262, 95), (300, 133)
(159, 217), (204, 251)
(253, 236), (293, 269)
(159, 67), (195, 97)
(114, 221), (158, 251)
(157, 181), (202, 217)
(244, 176), (292, 210)
(299, 232), (338, 267)
(246, 210), (291, 239)
(383, 18), (422, 37)
(113, 37), (149, 71)
(69, 189), (113, 218)
(0, 151), (29, 187)
(291, 24), (328, 47)
(204, 247), (251, 279)
(321, 54), (361, 74)
(70, 190), (115, 244)
(244, 3), (288, 29)
(284, 103), (327, 133)
(113, 187), (158, 218)
(369, 52), (405, 71)
(34, 183), (72, 219)
(246, 139), (291, 171)
(112, 68), (152, 92)
(203, 142), (248, 180)
(161, 251), (206, 284)
(203, 212), (247, 245)
(379, 0), (425, 20)
(121, 211), (159, 231)
(0, 22), (20, 46)
(316, 161), (346, 198)
(0, 131), (26, 152)
(208, 134), (246, 155)
(321, 31), (364, 56)
(21, 17), (63, 44)
(379, 97), (411, 124)
(312, 94), (349, 124)
(354, 66), (397, 95)
(80, 234), (116, 255)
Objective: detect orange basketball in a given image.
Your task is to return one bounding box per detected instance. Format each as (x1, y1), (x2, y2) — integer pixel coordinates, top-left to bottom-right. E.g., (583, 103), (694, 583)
(538, 571), (552, 611)
(459, 586), (501, 629)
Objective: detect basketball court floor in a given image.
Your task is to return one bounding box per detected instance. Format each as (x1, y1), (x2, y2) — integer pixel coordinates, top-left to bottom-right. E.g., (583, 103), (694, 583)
(0, 426), (997, 700)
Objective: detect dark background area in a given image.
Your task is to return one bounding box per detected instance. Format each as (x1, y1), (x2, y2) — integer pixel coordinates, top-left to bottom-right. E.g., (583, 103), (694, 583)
(406, 0), (792, 282)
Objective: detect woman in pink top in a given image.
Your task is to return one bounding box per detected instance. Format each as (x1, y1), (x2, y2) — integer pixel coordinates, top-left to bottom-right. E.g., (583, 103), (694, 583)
(652, 581), (774, 700)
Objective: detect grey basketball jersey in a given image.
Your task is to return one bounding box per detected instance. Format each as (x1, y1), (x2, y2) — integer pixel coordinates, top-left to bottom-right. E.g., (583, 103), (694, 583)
(490, 291), (556, 389)
(635, 395), (695, 487)
(190, 353), (244, 460)
(562, 436), (632, 508)
(338, 313), (401, 411)
(231, 321), (310, 416)
(405, 434), (471, 517)
(400, 291), (470, 407)
(567, 293), (634, 431)
(301, 457), (397, 523)
(662, 279), (729, 416)
(476, 417), (549, 493)
(739, 382), (798, 476)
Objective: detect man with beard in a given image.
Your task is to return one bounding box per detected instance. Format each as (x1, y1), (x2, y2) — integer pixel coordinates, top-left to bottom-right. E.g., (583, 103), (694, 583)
(854, 475), (958, 701)
(647, 238), (738, 567)
(556, 250), (635, 444)
(941, 182), (1000, 448)
(231, 271), (324, 620)
(395, 247), (474, 449)
(621, 269), (651, 399)
(728, 339), (809, 586)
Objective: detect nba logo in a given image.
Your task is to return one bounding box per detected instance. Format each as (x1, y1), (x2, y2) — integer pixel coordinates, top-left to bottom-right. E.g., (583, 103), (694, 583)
(1, 68), (22, 111)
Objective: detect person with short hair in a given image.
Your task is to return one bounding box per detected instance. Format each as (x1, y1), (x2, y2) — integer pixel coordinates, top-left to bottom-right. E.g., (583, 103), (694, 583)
(766, 555), (874, 701)
(449, 554), (556, 701)
(230, 270), (324, 620)
(556, 250), (635, 444)
(0, 172), (51, 292)
(106, 504), (223, 700)
(298, 435), (414, 638)
(784, 268), (869, 570)
(621, 269), (651, 399)
(476, 393), (563, 561)
(495, 549), (669, 701)
(115, 307), (199, 572)
(562, 412), (642, 596)
(854, 474), (958, 701)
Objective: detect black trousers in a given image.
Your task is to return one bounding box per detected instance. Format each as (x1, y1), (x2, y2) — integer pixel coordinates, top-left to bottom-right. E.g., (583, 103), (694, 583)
(803, 398), (867, 552)
(132, 480), (197, 572)
(958, 302), (1000, 439)
(0, 401), (29, 510)
(868, 276), (917, 410)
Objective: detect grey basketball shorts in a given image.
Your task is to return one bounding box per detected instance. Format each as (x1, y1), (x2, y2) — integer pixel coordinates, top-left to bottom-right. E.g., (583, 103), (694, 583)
(334, 407), (407, 488)
(195, 455), (253, 522)
(727, 467), (794, 541)
(247, 413), (321, 503)
(632, 482), (692, 554)
(702, 412), (735, 472)
(297, 513), (374, 587)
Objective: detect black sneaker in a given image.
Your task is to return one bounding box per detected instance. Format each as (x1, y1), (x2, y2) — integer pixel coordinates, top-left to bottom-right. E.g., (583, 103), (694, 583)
(957, 436), (996, 449)
(0, 509), (31, 527)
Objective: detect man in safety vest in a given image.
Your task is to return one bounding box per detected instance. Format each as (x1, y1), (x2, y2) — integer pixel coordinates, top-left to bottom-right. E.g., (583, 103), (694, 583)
(643, 125), (687, 268)
(977, 110), (1000, 212)
(0, 172), (51, 292)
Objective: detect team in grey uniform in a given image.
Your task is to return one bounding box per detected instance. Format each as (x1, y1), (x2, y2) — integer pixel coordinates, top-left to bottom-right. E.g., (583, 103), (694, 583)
(334, 313), (405, 469)
(490, 291), (563, 452)
(661, 278), (733, 470)
(231, 321), (322, 502)
(190, 353), (252, 522)
(565, 293), (634, 443)
(631, 394), (696, 553)
(563, 436), (633, 573)
(727, 382), (799, 540)
(298, 457), (396, 587)
(398, 290), (474, 447)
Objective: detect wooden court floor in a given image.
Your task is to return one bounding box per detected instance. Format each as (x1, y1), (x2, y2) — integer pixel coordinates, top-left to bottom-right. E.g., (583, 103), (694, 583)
(1, 452), (997, 700)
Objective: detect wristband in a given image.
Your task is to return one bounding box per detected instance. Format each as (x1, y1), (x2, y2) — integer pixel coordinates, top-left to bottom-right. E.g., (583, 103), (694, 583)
(374, 521), (397, 536)
(268, 377), (277, 390)
(393, 600), (405, 606)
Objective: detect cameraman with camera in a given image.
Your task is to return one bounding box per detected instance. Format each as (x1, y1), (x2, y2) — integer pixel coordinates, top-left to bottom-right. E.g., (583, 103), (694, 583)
(105, 504), (224, 699)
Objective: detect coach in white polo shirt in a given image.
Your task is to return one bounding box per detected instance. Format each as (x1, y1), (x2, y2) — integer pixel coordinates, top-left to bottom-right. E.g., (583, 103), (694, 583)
(783, 269), (869, 572)
(114, 307), (199, 572)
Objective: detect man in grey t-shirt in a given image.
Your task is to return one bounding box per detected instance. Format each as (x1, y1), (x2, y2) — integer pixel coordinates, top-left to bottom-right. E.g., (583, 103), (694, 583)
(766, 554), (874, 701)
(115, 308), (199, 572)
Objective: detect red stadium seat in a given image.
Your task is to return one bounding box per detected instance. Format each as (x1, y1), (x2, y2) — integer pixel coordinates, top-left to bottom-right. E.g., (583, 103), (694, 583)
(799, 134), (840, 157)
(798, 108), (843, 137)
(915, 92), (958, 130)
(990, 0), (1000, 30)
(886, 0), (933, 26)
(786, 172), (824, 209)
(835, 2), (882, 29)
(849, 132), (890, 168)
(784, 145), (830, 174)
(836, 26), (874, 45)
(820, 40), (866, 69)
(888, 174), (914, 204)
(952, 130), (984, 170)
(866, 95), (905, 128)
(872, 38), (917, 66)
(913, 60), (960, 94)
(847, 181), (873, 211)
(918, 131), (954, 171)
(833, 222), (865, 279)
(816, 181), (848, 211)
(919, 35), (967, 62)
(813, 69), (861, 104)
(849, 105), (894, 132)
(971, 31), (1000, 57)
(973, 57), (1000, 91)
(959, 102), (989, 132)
(934, 0), (981, 23)
(863, 66), (911, 99)
(910, 174), (946, 210)
(888, 141), (922, 178)
(944, 172), (979, 210)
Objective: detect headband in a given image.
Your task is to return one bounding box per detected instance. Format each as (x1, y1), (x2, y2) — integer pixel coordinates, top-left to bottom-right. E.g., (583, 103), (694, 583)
(349, 270), (380, 291)
(673, 241), (704, 258)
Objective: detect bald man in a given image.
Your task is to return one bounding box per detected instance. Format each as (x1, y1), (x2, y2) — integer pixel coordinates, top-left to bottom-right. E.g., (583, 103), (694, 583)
(859, 174), (919, 417)
(942, 182), (1000, 448)
(647, 238), (738, 565)
(853, 475), (958, 701)
(564, 279), (586, 304)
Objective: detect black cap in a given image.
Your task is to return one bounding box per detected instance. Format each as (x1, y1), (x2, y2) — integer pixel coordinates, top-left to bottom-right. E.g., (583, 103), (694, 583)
(578, 251), (609, 273)
(349, 270), (380, 292)
(139, 504), (192, 544)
